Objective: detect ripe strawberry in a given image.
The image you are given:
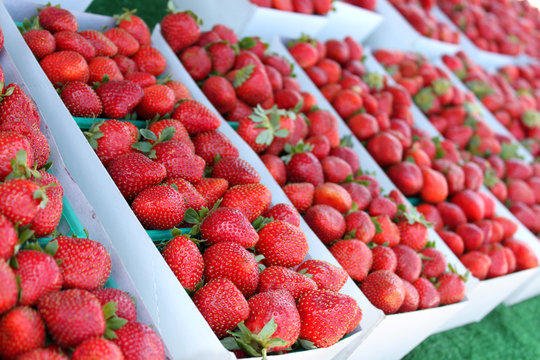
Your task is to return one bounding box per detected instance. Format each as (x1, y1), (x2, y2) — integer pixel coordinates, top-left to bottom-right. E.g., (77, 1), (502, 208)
(0, 84), (40, 129)
(451, 190), (485, 222)
(345, 210), (375, 243)
(304, 204), (346, 244)
(85, 120), (136, 166)
(79, 30), (118, 57)
(54, 237), (111, 290)
(372, 215), (400, 247)
(230, 63), (272, 106)
(0, 260), (17, 314)
(0, 306), (45, 359)
(172, 100), (221, 135)
(104, 28), (139, 57)
(341, 182), (372, 211)
(212, 157), (260, 186)
(330, 239), (372, 282)
(258, 266), (317, 301)
(313, 183), (352, 214)
(112, 321), (165, 360)
(38, 6), (78, 33)
(106, 152), (166, 201)
(397, 280), (420, 313)
(134, 84), (175, 119)
(0, 132), (34, 181)
(125, 71), (154, 88)
(367, 132), (403, 167)
(88, 56), (124, 84)
(414, 277), (440, 310)
(132, 185), (186, 230)
(460, 251), (492, 280)
(37, 289), (106, 347)
(149, 119), (191, 148)
(457, 223), (484, 252)
(282, 182), (314, 213)
(40, 51), (89, 86)
(0, 215), (16, 261)
(289, 40), (318, 69)
(0, 179), (46, 227)
(161, 10), (201, 53)
(193, 131), (239, 165)
(115, 9), (151, 46)
(437, 273), (466, 305)
(263, 203), (300, 227)
(198, 207), (258, 248)
(180, 46), (211, 81)
(387, 162), (423, 197)
(163, 178), (206, 211)
(132, 46), (166, 77)
(421, 247), (447, 278)
(207, 42), (236, 76)
(72, 337), (123, 360)
(28, 171), (62, 237)
(420, 166), (448, 203)
(297, 289), (359, 348)
(285, 149), (324, 186)
(16, 348), (67, 360)
(96, 80), (144, 119)
(371, 245), (397, 272)
(221, 183), (271, 222)
(161, 235), (204, 292)
(437, 202), (467, 229)
(397, 219), (429, 251)
(503, 238), (539, 270)
(201, 76), (237, 114)
(153, 141), (205, 183)
(368, 197), (397, 218)
(164, 80), (191, 102)
(91, 288), (137, 323)
(256, 220), (309, 268)
(194, 177), (228, 208)
(313, 0), (333, 14)
(23, 29), (56, 60)
(53, 31), (95, 61)
(192, 278), (249, 338)
(393, 245), (422, 283)
(60, 81), (102, 118)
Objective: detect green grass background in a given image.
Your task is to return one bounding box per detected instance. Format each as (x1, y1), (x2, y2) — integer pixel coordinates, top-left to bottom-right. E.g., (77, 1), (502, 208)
(85, 0), (540, 358)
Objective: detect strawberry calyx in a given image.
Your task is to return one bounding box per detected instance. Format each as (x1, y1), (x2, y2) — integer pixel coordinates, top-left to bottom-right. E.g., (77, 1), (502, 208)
(432, 79), (452, 96)
(499, 141), (521, 161)
(84, 120), (106, 150)
(233, 64), (255, 88)
(252, 216), (273, 232)
(522, 109), (540, 129)
(103, 301), (128, 339)
(339, 135), (354, 148)
(0, 83), (15, 103)
(249, 105), (292, 146)
(16, 16), (42, 34)
(432, 137), (446, 159)
(5, 150), (42, 180)
(413, 88), (435, 113)
(297, 268), (313, 279)
(465, 80), (494, 100)
(222, 319), (290, 360)
(448, 263), (469, 282)
(113, 8), (137, 24)
(397, 204), (433, 228)
(281, 140), (314, 164)
(370, 217), (383, 234)
(287, 33), (317, 48)
(483, 168), (499, 188)
(166, 0), (203, 24)
(363, 73), (384, 91)
(131, 126), (176, 159)
(183, 199), (222, 235)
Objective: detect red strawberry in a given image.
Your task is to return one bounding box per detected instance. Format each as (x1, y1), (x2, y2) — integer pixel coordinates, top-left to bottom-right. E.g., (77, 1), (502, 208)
(388, 162), (423, 196)
(261, 154), (287, 186)
(457, 223), (484, 252)
(313, 183), (352, 214)
(72, 337), (123, 360)
(503, 238), (539, 270)
(16, 348), (67, 360)
(421, 247), (447, 278)
(172, 100), (221, 135)
(88, 56), (124, 84)
(420, 166), (448, 203)
(393, 245), (422, 283)
(362, 270), (405, 314)
(199, 207), (258, 248)
(104, 28), (139, 57)
(85, 120), (136, 166)
(368, 196), (397, 218)
(397, 280), (420, 313)
(285, 148), (324, 186)
(437, 273), (466, 305)
(194, 177), (229, 208)
(37, 289), (106, 347)
(135, 84), (175, 119)
(115, 9), (151, 46)
(437, 202), (467, 229)
(296, 259), (347, 293)
(313, 0), (333, 14)
(230, 63), (272, 106)
(0, 132), (34, 181)
(460, 251), (491, 280)
(367, 132), (403, 167)
(256, 220), (309, 267)
(38, 6), (78, 33)
(482, 243), (509, 278)
(221, 183), (271, 222)
(371, 245), (397, 272)
(53, 31), (96, 61)
(132, 185), (186, 230)
(207, 42), (236, 76)
(164, 80), (192, 102)
(0, 306), (45, 359)
(258, 266), (317, 301)
(163, 178), (207, 211)
(0, 84), (40, 129)
(304, 204), (346, 244)
(192, 278), (249, 338)
(263, 203), (301, 227)
(0, 216), (16, 261)
(193, 131), (239, 165)
(289, 41), (318, 69)
(180, 46), (211, 81)
(60, 81), (102, 118)
(153, 141), (204, 183)
(330, 239), (372, 281)
(212, 157), (260, 186)
(23, 29), (56, 60)
(40, 51), (89, 86)
(211, 24), (237, 45)
(0, 260), (17, 314)
(283, 182), (314, 213)
(416, 204), (443, 232)
(397, 218), (429, 252)
(80, 30), (118, 57)
(297, 289), (359, 347)
(112, 321), (165, 360)
(96, 80), (144, 119)
(345, 210), (375, 243)
(414, 277), (440, 309)
(162, 234), (205, 292)
(372, 215), (400, 247)
(0, 179), (45, 227)
(132, 46), (166, 77)
(202, 76), (237, 114)
(91, 288), (137, 323)
(106, 152), (166, 201)
(451, 190), (485, 221)
(161, 9), (200, 53)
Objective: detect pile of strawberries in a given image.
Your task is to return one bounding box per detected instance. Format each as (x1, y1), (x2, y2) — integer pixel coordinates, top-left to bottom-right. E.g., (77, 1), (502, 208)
(438, 0), (540, 56)
(21, 5), (190, 122)
(388, 0), (459, 44)
(0, 31), (165, 358)
(249, 0), (333, 14)
(443, 51), (540, 155)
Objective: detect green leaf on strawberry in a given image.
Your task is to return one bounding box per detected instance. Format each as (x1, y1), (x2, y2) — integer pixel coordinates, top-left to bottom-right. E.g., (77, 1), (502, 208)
(370, 217), (383, 234)
(465, 80), (494, 100)
(233, 64), (255, 88)
(522, 110), (540, 129)
(483, 168), (499, 188)
(432, 79), (451, 96)
(499, 142), (522, 160)
(413, 88), (435, 113)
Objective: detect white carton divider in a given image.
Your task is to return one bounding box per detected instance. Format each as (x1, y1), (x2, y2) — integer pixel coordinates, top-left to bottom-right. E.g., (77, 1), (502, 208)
(365, 0), (459, 59)
(0, 1), (239, 359)
(152, 25), (385, 360)
(29, 0), (92, 11)
(434, 58), (535, 163)
(271, 37), (475, 360)
(432, 6), (521, 70)
(316, 1), (382, 43)
(0, 43), (169, 355)
(171, 0), (327, 42)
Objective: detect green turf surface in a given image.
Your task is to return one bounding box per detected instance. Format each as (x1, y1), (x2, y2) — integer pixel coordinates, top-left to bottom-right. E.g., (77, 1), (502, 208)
(85, 0), (540, 358)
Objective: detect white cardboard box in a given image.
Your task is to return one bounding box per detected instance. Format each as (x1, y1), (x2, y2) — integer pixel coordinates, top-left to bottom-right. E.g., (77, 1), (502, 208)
(365, 0), (459, 59)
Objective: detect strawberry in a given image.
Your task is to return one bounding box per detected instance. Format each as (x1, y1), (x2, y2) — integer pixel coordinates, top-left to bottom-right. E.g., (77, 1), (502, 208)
(460, 251), (491, 280)
(37, 289), (108, 347)
(161, 235), (204, 292)
(38, 6), (78, 33)
(132, 46), (166, 77)
(106, 152), (166, 201)
(289, 39), (319, 69)
(372, 215), (400, 247)
(344, 210), (375, 243)
(54, 237), (111, 290)
(397, 280), (419, 313)
(304, 204), (346, 244)
(16, 348), (67, 360)
(60, 81), (102, 118)
(85, 120), (136, 166)
(196, 207), (259, 248)
(112, 321), (165, 360)
(192, 278), (249, 338)
(0, 84), (40, 129)
(341, 182), (372, 211)
(256, 220), (308, 268)
(180, 46), (211, 81)
(132, 185), (186, 230)
(207, 42), (236, 76)
(0, 215), (17, 261)
(72, 337), (123, 360)
(367, 132), (403, 167)
(397, 219), (429, 251)
(297, 289), (359, 348)
(221, 183), (271, 222)
(306, 135), (331, 160)
(258, 266), (317, 301)
(80, 30), (118, 57)
(451, 190), (485, 222)
(387, 162), (423, 197)
(114, 55), (138, 76)
(503, 238), (539, 270)
(437, 273), (466, 305)
(261, 154), (287, 186)
(284, 145), (324, 186)
(164, 178), (207, 211)
(320, 156), (353, 184)
(393, 245), (422, 283)
(307, 110), (340, 147)
(283, 182), (314, 213)
(193, 131), (239, 165)
(0, 306), (46, 359)
(368, 197), (397, 218)
(0, 260), (17, 314)
(313, 183), (352, 214)
(263, 55), (291, 77)
(0, 132), (34, 181)
(164, 80), (191, 102)
(96, 80), (144, 119)
(40, 51), (89, 86)
(313, 0), (333, 14)
(154, 142), (205, 183)
(420, 166), (448, 203)
(212, 157), (260, 186)
(371, 245), (397, 272)
(263, 203), (300, 227)
(104, 28), (139, 57)
(0, 179), (46, 227)
(22, 29), (56, 60)
(437, 202), (467, 229)
(161, 8), (201, 53)
(230, 63), (272, 106)
(53, 31), (96, 61)
(91, 288), (137, 323)
(211, 24), (237, 45)
(172, 100), (221, 135)
(194, 177), (229, 208)
(114, 9), (151, 46)
(421, 247), (447, 278)
(457, 223), (484, 252)
(202, 76), (237, 114)
(414, 277), (440, 310)
(135, 84), (175, 120)
(88, 56), (124, 84)
(329, 239), (372, 282)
